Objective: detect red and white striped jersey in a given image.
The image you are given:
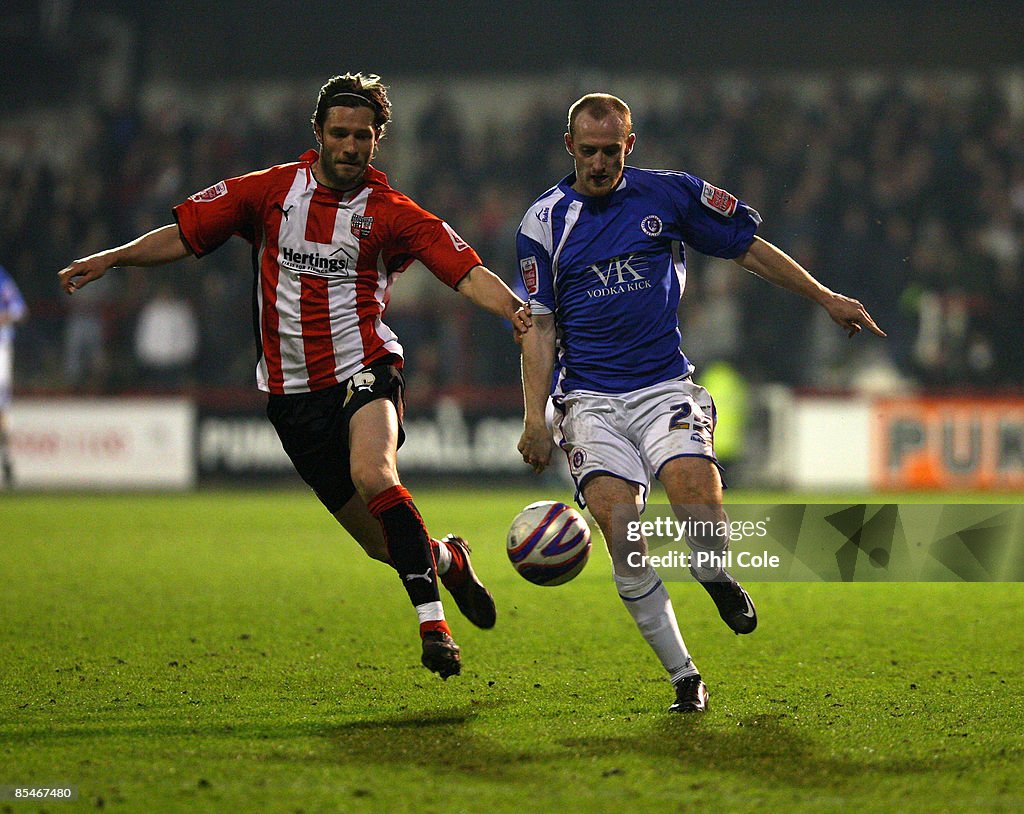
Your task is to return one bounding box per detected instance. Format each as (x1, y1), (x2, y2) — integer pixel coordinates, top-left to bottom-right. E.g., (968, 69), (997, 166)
(173, 149), (481, 394)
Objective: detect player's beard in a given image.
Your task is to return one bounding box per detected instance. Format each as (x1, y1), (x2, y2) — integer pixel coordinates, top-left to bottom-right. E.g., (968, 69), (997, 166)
(320, 157), (367, 191)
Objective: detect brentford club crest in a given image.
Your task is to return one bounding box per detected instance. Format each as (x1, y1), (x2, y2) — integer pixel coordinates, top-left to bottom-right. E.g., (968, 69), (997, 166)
(350, 215), (374, 238)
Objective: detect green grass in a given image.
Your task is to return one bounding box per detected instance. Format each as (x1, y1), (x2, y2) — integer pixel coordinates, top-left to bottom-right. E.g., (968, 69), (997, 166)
(2, 489), (1022, 813)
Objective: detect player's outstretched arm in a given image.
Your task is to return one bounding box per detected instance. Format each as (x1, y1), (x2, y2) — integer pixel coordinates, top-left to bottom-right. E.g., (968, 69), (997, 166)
(456, 265), (532, 336)
(518, 312), (556, 474)
(59, 224), (192, 295)
(734, 236), (886, 338)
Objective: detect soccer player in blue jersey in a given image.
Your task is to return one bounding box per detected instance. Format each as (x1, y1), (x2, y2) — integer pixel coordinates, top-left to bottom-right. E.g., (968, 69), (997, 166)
(0, 263), (28, 488)
(516, 93), (884, 713)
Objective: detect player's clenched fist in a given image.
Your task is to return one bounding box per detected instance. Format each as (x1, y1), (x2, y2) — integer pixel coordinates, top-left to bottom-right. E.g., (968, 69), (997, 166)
(518, 422), (553, 474)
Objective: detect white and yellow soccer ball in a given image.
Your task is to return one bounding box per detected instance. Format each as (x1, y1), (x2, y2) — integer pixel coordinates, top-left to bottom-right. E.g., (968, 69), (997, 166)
(506, 501), (592, 586)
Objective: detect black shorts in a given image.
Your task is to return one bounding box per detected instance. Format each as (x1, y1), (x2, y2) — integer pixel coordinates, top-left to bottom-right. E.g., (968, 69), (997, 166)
(266, 363), (406, 513)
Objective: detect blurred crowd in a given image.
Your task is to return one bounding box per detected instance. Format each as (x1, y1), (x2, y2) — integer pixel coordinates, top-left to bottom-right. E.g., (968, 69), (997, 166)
(1, 71), (1022, 402)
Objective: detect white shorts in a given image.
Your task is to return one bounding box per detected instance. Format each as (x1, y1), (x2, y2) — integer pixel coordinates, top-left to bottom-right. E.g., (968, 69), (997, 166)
(554, 378), (720, 509)
(0, 341), (11, 408)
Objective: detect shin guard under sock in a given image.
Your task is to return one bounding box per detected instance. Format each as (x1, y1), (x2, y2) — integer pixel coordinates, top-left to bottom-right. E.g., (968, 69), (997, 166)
(367, 485), (449, 637)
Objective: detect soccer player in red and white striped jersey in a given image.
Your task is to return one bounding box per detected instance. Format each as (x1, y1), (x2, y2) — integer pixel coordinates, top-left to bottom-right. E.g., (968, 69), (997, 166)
(59, 73), (532, 680)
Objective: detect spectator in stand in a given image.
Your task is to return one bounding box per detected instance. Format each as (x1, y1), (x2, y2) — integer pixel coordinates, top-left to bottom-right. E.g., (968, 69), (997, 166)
(133, 282), (200, 389)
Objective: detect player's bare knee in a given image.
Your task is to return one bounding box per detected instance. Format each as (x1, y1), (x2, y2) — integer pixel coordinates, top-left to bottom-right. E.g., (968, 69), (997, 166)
(350, 463), (398, 503)
(660, 459), (722, 511)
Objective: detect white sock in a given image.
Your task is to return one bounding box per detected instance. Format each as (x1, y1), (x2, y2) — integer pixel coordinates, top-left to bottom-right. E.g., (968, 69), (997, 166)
(432, 538), (452, 576)
(685, 514), (729, 582)
(614, 567), (698, 684)
(689, 555), (726, 583)
(415, 600), (445, 624)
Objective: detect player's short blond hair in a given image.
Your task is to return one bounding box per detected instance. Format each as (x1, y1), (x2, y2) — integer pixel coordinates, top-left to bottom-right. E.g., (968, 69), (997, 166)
(567, 94), (632, 138)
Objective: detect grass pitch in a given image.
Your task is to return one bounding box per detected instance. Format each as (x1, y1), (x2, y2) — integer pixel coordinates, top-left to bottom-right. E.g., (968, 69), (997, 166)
(2, 488), (1022, 813)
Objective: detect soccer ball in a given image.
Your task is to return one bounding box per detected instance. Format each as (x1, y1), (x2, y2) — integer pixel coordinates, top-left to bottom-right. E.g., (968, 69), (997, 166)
(507, 501), (592, 586)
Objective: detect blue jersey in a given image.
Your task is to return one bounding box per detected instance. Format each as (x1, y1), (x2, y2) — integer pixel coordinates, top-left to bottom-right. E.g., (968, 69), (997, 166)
(0, 265), (27, 347)
(516, 167), (760, 397)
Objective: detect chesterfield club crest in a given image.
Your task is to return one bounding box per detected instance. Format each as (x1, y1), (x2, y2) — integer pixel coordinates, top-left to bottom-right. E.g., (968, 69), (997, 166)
(350, 214), (374, 238)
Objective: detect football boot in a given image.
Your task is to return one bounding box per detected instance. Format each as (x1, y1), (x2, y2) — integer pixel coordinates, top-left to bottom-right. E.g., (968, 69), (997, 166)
(695, 570), (758, 635)
(421, 631), (462, 679)
(439, 534), (497, 630)
(669, 675), (709, 713)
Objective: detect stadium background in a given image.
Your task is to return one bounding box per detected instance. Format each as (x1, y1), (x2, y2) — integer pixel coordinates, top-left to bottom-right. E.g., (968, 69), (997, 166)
(2, 1), (1023, 491)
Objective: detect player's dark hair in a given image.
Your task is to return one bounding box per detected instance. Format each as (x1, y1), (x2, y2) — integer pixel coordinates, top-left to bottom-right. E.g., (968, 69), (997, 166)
(567, 93), (632, 138)
(312, 73), (392, 139)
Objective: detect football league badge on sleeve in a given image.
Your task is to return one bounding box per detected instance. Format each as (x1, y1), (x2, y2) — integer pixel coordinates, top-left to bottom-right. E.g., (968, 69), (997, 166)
(189, 180), (228, 202)
(700, 181), (738, 217)
(520, 256), (539, 295)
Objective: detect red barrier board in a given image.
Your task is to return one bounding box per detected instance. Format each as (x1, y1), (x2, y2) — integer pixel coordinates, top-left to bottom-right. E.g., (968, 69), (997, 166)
(872, 397), (1024, 490)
